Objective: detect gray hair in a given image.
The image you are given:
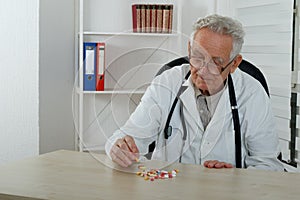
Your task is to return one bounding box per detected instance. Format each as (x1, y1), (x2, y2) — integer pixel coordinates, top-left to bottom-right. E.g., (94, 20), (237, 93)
(190, 14), (245, 59)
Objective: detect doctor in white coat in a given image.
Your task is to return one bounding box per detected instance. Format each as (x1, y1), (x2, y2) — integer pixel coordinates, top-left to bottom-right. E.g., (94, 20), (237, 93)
(105, 14), (284, 171)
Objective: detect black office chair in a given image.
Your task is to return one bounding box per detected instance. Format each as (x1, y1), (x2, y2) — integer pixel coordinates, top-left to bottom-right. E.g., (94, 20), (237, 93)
(146, 56), (275, 164)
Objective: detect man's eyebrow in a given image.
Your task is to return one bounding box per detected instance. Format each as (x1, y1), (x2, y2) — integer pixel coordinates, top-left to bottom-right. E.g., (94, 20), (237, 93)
(192, 50), (212, 59)
(191, 48), (203, 54)
(191, 50), (205, 58)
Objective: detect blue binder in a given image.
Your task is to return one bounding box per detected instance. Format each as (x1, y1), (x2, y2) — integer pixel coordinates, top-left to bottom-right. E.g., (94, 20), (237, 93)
(83, 42), (96, 91)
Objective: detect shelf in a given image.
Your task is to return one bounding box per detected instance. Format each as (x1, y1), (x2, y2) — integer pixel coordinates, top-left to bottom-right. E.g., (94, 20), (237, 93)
(81, 31), (179, 37)
(76, 0), (182, 152)
(76, 87), (146, 94)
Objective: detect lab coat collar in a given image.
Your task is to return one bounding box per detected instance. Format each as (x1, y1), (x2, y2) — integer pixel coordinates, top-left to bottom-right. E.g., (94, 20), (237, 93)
(179, 78), (203, 131)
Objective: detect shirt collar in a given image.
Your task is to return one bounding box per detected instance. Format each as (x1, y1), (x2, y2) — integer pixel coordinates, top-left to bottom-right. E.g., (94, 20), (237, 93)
(192, 80), (228, 115)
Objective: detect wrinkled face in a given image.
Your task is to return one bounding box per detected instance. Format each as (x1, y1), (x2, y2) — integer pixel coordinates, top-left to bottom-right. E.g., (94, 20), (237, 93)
(189, 28), (239, 95)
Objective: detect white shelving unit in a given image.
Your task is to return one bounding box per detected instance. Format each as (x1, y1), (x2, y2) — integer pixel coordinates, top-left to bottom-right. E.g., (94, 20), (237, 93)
(74, 0), (183, 152)
(82, 31), (180, 37)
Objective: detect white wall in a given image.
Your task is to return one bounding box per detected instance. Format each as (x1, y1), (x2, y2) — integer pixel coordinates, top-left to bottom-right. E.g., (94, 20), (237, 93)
(231, 0), (294, 165)
(0, 0), (39, 164)
(179, 0), (216, 55)
(39, 0), (75, 153)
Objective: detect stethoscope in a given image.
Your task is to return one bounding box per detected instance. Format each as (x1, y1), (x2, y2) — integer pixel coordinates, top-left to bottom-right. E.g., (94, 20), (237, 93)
(163, 71), (190, 163)
(162, 70), (242, 168)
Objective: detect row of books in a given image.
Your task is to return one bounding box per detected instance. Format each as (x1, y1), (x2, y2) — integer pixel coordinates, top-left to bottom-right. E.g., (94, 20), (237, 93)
(132, 4), (174, 33)
(83, 42), (105, 91)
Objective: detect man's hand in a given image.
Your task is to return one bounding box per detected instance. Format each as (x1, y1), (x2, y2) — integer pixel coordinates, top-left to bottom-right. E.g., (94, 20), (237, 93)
(203, 160), (233, 169)
(110, 135), (139, 167)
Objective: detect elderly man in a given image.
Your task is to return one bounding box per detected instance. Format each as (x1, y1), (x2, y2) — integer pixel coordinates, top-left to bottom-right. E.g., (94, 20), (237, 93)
(105, 14), (284, 171)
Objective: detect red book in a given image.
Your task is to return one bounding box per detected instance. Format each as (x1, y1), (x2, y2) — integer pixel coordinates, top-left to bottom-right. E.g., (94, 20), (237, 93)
(132, 4), (137, 32)
(96, 42), (105, 91)
(132, 4), (141, 32)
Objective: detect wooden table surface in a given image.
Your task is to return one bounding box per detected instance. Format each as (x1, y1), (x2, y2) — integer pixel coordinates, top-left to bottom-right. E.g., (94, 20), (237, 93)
(0, 150), (299, 200)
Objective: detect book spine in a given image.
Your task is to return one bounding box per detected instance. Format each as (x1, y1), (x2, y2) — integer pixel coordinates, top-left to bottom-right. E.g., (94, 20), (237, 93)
(168, 5), (173, 33)
(140, 4), (146, 33)
(132, 4), (137, 32)
(145, 4), (151, 33)
(162, 5), (170, 33)
(150, 4), (156, 33)
(136, 5), (141, 32)
(156, 5), (163, 33)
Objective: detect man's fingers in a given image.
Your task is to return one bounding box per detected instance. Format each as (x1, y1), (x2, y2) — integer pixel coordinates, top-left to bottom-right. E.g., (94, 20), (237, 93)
(115, 139), (132, 155)
(115, 138), (131, 152)
(215, 162), (226, 169)
(117, 136), (138, 160)
(124, 136), (139, 154)
(109, 136), (140, 167)
(204, 160), (234, 169)
(116, 137), (138, 160)
(224, 163), (233, 168)
(111, 145), (132, 166)
(110, 143), (132, 166)
(207, 160), (218, 168)
(110, 151), (129, 167)
(204, 160), (214, 168)
(203, 161), (209, 167)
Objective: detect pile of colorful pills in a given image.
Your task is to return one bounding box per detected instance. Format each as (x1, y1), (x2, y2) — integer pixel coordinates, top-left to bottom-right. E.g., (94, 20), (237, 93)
(136, 164), (179, 181)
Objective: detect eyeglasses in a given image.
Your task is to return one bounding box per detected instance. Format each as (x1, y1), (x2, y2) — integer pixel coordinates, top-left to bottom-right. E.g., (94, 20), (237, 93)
(190, 56), (236, 75)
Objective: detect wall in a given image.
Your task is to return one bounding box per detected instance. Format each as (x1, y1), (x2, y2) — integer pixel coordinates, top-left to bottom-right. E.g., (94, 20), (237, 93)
(39, 0), (75, 153)
(0, 0), (39, 164)
(180, 0), (216, 55)
(232, 0), (294, 166)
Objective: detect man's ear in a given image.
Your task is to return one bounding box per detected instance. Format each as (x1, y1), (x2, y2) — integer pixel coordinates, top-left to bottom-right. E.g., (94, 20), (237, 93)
(230, 54), (242, 73)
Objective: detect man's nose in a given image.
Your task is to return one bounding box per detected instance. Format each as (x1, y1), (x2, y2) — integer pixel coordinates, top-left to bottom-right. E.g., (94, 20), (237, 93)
(197, 64), (209, 75)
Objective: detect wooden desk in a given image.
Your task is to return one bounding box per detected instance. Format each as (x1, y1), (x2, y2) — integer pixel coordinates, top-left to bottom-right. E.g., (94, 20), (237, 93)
(0, 150), (299, 200)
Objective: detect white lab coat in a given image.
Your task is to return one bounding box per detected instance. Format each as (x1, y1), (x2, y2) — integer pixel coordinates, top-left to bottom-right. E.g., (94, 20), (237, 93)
(105, 64), (284, 171)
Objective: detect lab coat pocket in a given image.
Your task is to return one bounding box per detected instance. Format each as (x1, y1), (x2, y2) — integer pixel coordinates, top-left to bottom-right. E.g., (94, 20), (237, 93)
(167, 124), (184, 154)
(165, 124), (184, 162)
(151, 124), (183, 162)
